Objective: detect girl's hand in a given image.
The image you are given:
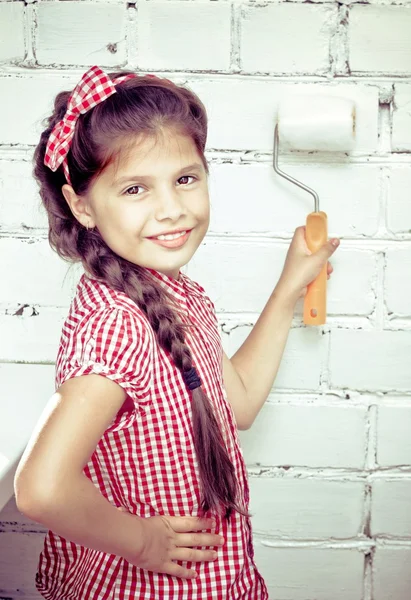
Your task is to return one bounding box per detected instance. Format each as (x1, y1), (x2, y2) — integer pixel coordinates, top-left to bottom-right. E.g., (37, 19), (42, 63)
(276, 226), (340, 307)
(121, 512), (224, 579)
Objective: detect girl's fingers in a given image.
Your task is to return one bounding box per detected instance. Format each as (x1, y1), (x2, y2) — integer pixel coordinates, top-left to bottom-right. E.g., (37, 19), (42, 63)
(167, 516), (216, 533)
(175, 533), (223, 548)
(165, 563), (198, 579)
(172, 548), (218, 562)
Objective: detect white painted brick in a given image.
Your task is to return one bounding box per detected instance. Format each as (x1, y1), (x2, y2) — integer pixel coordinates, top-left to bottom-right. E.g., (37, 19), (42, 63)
(0, 500), (45, 594)
(0, 498), (46, 596)
(371, 480), (411, 537)
(222, 325), (326, 391)
(329, 330), (411, 392)
(187, 240), (376, 316)
(0, 237), (82, 307)
(188, 79), (379, 152)
(385, 248), (411, 317)
(241, 4), (336, 75)
(0, 363), (54, 511)
(374, 548), (411, 600)
(0, 75), (379, 152)
(0, 2), (25, 63)
(253, 543), (364, 600)
(137, 1), (231, 71)
(249, 477), (364, 539)
(350, 6), (411, 74)
(392, 84), (411, 152)
(387, 168), (411, 233)
(1, 3), (411, 593)
(377, 407), (411, 467)
(0, 363), (55, 450)
(209, 162), (380, 238)
(0, 159), (47, 231)
(36, 2), (127, 67)
(0, 308), (65, 363)
(0, 532), (44, 597)
(0, 73), (78, 144)
(239, 404), (367, 469)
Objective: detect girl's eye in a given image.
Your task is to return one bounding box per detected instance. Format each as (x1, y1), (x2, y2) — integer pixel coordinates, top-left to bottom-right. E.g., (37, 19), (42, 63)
(178, 175), (196, 185)
(124, 176), (196, 196)
(125, 185), (143, 196)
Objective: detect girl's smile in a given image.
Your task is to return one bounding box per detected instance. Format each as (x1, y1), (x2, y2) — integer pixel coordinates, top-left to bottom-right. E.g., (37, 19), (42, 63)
(148, 228), (193, 249)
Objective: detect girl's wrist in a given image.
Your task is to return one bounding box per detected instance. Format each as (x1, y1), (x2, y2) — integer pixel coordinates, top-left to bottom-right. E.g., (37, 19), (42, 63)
(273, 278), (300, 311)
(118, 511), (147, 564)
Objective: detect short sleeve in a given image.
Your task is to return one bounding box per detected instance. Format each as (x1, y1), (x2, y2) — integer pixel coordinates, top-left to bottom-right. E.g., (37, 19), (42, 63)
(57, 307), (153, 405)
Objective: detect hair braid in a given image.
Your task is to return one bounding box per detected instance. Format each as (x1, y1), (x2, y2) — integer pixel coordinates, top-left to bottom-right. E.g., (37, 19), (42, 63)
(81, 233), (248, 519)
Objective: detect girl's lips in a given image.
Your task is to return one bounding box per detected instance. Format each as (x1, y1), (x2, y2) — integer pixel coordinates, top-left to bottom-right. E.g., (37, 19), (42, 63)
(148, 229), (192, 249)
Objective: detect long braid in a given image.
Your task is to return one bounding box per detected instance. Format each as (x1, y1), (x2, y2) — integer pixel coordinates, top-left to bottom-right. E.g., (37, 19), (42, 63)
(81, 230), (248, 519)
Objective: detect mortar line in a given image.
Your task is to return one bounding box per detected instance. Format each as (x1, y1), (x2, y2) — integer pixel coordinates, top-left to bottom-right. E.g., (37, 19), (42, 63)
(230, 2), (241, 73)
(125, 3), (138, 69)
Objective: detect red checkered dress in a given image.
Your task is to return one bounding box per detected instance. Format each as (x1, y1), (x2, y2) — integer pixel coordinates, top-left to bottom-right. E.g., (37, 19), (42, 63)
(36, 267), (268, 599)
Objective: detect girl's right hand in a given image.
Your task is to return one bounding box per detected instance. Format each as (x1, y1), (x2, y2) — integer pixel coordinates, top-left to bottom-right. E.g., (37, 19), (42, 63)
(125, 514), (224, 579)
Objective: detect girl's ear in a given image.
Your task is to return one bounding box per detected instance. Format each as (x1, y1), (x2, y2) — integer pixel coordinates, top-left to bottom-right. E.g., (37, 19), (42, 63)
(61, 184), (96, 229)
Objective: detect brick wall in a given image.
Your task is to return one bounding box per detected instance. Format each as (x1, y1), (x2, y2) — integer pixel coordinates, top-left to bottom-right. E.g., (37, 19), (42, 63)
(1, 1), (410, 598)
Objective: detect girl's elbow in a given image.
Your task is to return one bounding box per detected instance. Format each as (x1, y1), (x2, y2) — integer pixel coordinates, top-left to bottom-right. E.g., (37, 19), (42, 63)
(15, 487), (40, 521)
(236, 414), (254, 431)
(14, 475), (54, 522)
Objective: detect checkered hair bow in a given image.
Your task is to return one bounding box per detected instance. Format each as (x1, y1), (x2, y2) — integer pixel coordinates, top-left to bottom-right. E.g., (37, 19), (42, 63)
(44, 65), (164, 185)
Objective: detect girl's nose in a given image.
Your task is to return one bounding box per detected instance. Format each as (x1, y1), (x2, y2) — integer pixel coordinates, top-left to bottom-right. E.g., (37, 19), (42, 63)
(155, 187), (186, 221)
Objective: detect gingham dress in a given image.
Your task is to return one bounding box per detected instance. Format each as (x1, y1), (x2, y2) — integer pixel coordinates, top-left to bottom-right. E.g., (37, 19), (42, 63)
(36, 267), (268, 599)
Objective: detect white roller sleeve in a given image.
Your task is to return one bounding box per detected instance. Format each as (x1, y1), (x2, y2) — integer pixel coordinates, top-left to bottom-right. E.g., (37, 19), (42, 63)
(277, 95), (356, 152)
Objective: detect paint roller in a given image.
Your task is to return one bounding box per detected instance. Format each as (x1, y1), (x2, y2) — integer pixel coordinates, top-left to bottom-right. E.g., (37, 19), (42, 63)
(273, 95), (356, 326)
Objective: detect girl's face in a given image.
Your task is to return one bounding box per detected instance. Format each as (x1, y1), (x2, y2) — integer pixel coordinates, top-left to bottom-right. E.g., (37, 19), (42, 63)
(69, 129), (210, 279)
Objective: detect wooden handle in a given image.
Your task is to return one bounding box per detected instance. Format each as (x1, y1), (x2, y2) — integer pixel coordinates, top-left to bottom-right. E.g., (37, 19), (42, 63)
(303, 212), (328, 326)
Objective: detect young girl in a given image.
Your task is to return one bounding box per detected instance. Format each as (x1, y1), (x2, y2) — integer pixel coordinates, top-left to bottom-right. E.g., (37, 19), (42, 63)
(14, 66), (339, 599)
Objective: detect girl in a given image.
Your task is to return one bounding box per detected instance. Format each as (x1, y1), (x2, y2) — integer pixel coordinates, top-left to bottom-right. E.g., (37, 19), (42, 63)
(14, 66), (339, 599)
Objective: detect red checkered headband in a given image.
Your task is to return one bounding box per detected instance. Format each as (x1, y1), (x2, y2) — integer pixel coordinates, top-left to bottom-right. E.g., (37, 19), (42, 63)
(44, 65), (170, 186)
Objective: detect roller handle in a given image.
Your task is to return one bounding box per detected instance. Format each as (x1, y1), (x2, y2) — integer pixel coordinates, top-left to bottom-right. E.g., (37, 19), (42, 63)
(303, 212), (328, 326)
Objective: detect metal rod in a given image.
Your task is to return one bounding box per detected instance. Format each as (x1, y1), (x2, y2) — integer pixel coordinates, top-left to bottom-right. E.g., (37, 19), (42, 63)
(273, 123), (319, 214)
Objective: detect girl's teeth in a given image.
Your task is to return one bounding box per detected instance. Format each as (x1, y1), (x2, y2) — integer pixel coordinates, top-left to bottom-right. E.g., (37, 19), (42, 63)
(156, 231), (187, 241)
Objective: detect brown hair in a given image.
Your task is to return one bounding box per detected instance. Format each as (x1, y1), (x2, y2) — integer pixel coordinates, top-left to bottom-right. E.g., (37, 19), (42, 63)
(33, 70), (247, 520)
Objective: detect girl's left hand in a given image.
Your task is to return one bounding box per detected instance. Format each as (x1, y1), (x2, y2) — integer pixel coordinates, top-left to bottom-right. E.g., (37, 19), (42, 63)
(276, 226), (340, 306)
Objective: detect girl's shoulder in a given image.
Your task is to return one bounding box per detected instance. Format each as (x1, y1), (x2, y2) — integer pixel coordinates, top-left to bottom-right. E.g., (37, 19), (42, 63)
(77, 272), (147, 314)
(64, 273), (153, 338)
(56, 274), (154, 405)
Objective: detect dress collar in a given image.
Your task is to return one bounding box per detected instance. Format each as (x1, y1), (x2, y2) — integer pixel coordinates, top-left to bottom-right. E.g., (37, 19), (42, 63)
(143, 267), (186, 302)
(141, 267), (206, 306)
(84, 266), (205, 311)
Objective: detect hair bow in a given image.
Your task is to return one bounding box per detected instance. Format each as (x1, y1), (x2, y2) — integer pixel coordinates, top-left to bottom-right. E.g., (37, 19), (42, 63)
(44, 65), (160, 185)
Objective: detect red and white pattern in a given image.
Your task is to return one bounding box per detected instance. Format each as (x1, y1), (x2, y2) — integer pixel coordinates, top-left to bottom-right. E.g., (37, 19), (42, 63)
(36, 267), (268, 599)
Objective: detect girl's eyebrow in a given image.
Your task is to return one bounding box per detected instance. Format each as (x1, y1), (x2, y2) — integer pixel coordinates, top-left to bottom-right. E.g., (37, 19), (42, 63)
(112, 162), (203, 187)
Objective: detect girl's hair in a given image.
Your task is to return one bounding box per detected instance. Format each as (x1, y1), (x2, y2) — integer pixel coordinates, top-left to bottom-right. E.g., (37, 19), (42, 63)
(33, 70), (247, 520)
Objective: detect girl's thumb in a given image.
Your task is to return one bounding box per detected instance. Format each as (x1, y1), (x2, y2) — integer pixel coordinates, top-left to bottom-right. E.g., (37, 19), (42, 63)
(314, 238), (340, 261)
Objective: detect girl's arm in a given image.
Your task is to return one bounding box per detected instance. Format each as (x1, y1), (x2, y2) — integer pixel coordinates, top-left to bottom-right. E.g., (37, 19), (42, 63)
(14, 374), (146, 559)
(222, 227), (339, 430)
(222, 286), (294, 430)
(15, 374), (224, 578)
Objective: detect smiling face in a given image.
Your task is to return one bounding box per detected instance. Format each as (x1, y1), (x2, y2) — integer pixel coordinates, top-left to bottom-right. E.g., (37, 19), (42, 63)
(64, 128), (210, 280)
